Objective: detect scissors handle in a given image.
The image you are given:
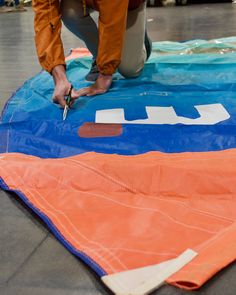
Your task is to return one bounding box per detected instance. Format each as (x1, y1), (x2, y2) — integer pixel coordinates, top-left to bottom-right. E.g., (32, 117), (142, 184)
(65, 84), (73, 106)
(63, 84), (73, 121)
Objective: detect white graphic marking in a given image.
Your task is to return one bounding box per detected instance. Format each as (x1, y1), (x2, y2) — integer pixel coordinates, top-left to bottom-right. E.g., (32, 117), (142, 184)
(95, 104), (230, 125)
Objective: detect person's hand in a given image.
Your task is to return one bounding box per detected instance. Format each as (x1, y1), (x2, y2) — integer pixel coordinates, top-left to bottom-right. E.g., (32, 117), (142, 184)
(53, 80), (72, 108)
(70, 74), (112, 106)
(51, 65), (79, 108)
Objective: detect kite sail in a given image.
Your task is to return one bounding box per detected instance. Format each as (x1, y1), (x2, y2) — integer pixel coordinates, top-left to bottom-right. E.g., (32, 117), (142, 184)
(1, 37), (236, 294)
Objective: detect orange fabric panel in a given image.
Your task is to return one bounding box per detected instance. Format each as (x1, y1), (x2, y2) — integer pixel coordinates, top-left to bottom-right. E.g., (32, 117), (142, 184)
(1, 150), (236, 289)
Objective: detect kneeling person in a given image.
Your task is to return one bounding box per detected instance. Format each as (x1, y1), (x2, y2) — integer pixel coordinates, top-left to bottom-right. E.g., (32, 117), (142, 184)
(33, 0), (152, 106)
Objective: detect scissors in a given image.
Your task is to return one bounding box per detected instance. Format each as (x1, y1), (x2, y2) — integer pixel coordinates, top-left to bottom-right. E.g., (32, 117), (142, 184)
(63, 84), (73, 121)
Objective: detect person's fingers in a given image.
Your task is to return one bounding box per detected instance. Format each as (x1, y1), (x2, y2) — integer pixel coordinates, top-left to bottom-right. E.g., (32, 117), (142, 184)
(68, 86), (108, 107)
(72, 87), (91, 98)
(53, 94), (66, 108)
(52, 98), (59, 104)
(86, 88), (107, 97)
(69, 87), (92, 107)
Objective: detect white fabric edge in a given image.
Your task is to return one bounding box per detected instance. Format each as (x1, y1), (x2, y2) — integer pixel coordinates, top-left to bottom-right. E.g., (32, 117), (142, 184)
(101, 248), (197, 295)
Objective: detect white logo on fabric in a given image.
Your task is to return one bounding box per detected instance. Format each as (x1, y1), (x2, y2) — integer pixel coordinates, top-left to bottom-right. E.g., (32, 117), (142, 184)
(96, 104), (230, 125)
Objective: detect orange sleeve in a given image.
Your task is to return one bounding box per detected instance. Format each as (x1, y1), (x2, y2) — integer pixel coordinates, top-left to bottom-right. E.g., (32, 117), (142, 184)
(32, 0), (66, 73)
(96, 0), (129, 75)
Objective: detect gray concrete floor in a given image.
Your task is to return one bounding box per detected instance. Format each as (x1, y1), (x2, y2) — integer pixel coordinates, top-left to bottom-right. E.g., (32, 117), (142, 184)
(1, 4), (236, 295)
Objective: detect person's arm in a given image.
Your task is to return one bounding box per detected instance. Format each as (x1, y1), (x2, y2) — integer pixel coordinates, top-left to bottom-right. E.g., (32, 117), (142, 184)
(72, 0), (128, 100)
(32, 0), (66, 73)
(33, 0), (75, 107)
(96, 0), (129, 75)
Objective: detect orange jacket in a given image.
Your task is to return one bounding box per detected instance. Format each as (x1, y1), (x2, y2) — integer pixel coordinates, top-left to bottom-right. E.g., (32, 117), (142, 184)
(33, 0), (144, 75)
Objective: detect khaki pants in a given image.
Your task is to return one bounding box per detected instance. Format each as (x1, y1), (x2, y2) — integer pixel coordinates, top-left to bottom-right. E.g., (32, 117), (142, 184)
(61, 1), (147, 78)
(119, 2), (147, 78)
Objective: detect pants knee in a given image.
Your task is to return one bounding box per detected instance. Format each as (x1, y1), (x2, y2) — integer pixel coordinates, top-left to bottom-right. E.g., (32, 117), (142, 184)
(61, 2), (84, 25)
(119, 63), (144, 79)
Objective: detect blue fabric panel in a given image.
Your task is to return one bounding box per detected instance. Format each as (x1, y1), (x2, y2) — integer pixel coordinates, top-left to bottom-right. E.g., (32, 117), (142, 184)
(1, 39), (236, 158)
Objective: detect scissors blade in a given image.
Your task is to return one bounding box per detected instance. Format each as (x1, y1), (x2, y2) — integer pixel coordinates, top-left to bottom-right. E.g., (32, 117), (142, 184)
(63, 105), (69, 121)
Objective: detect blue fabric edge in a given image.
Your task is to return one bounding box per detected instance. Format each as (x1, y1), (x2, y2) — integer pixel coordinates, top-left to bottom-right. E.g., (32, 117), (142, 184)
(0, 84), (23, 121)
(0, 70), (45, 122)
(0, 43), (77, 122)
(0, 55), (86, 122)
(0, 176), (107, 277)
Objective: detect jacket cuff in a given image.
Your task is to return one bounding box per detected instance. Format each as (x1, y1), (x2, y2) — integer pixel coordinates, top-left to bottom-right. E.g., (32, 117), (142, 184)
(42, 60), (66, 74)
(98, 62), (118, 76)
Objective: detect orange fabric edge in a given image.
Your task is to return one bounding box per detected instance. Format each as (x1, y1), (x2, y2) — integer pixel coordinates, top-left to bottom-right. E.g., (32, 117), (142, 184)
(167, 222), (236, 290)
(1, 150), (236, 290)
(65, 48), (92, 61)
